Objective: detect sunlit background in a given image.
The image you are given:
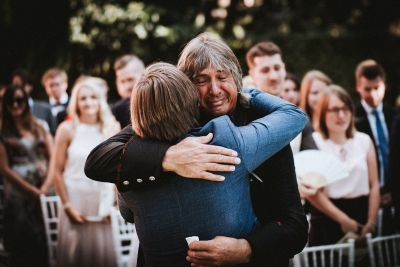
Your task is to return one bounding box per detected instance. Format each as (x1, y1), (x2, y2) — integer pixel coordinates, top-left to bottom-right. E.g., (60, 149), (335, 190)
(1, 0), (400, 103)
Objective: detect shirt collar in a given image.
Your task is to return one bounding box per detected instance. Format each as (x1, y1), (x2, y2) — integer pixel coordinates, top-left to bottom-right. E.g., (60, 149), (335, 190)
(361, 99), (383, 114)
(49, 93), (69, 105)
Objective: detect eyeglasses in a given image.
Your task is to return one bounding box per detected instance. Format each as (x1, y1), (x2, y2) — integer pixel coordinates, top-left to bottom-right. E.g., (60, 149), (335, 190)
(7, 97), (25, 107)
(326, 107), (350, 115)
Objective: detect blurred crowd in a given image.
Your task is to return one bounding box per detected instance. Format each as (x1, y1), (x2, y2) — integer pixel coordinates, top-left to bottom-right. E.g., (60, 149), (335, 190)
(0, 38), (399, 267)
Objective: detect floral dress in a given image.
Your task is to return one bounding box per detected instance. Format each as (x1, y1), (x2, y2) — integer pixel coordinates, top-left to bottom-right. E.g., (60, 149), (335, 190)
(2, 135), (49, 267)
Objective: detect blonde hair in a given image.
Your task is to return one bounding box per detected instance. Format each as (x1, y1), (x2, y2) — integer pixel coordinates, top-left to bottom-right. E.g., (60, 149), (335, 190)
(177, 32), (242, 92)
(131, 62), (199, 142)
(299, 70), (332, 118)
(68, 76), (120, 138)
(41, 68), (67, 85)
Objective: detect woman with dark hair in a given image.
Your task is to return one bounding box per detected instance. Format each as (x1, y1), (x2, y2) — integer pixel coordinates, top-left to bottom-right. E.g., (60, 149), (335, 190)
(119, 62), (307, 266)
(280, 73), (300, 105)
(0, 85), (53, 267)
(305, 85), (380, 245)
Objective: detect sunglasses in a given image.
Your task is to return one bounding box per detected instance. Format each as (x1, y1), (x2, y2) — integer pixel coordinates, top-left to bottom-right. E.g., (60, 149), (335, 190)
(7, 97), (26, 107)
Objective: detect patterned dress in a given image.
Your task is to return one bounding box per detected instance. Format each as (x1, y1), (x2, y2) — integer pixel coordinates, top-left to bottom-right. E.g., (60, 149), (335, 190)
(2, 135), (49, 267)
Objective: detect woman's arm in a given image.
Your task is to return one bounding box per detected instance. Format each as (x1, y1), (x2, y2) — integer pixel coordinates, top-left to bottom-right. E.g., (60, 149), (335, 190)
(0, 142), (41, 196)
(51, 123), (86, 224)
(233, 90), (307, 172)
(361, 139), (380, 236)
(306, 190), (360, 233)
(40, 132), (54, 195)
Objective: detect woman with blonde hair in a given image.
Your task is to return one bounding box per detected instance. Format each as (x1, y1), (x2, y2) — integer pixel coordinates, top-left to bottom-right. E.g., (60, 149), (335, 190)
(0, 85), (53, 267)
(52, 77), (120, 266)
(299, 70), (332, 120)
(305, 85), (380, 245)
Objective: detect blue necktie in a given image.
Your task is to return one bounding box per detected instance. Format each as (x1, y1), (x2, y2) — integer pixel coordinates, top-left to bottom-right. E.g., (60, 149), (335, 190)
(373, 109), (388, 185)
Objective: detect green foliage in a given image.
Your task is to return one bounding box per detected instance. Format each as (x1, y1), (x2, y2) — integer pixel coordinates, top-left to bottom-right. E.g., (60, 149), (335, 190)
(1, 0), (400, 102)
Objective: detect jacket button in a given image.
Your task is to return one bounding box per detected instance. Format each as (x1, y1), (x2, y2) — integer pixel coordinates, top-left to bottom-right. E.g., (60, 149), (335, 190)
(149, 176), (156, 181)
(123, 180), (130, 186)
(137, 178), (143, 183)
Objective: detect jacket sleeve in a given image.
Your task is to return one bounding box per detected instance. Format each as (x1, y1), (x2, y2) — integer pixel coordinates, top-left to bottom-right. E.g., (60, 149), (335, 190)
(84, 125), (171, 191)
(233, 90), (306, 172)
(244, 145), (309, 262)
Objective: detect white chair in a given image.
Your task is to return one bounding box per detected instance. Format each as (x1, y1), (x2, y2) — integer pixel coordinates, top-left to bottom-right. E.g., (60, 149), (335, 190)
(367, 233), (400, 267)
(40, 195), (60, 267)
(110, 207), (139, 267)
(293, 239), (355, 267)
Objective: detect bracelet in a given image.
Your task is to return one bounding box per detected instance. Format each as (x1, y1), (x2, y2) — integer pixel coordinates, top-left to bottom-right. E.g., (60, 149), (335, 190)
(63, 202), (72, 210)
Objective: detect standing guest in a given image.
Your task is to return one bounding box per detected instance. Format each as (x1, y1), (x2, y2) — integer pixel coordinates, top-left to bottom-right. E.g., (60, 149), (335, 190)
(299, 70), (332, 121)
(41, 68), (69, 127)
(51, 77), (120, 267)
(306, 85), (380, 245)
(354, 59), (397, 234)
(280, 73), (300, 105)
(244, 41), (286, 95)
(112, 54), (145, 128)
(244, 42), (316, 153)
(85, 33), (309, 267)
(11, 69), (56, 135)
(0, 85), (53, 267)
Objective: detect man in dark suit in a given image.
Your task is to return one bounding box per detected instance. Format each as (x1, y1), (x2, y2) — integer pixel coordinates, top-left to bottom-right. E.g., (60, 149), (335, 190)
(41, 68), (69, 128)
(111, 55), (145, 128)
(11, 69), (56, 134)
(354, 59), (397, 234)
(85, 34), (308, 267)
(389, 115), (400, 232)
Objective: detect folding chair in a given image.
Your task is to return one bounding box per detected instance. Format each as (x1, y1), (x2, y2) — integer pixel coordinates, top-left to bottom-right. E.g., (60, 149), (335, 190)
(110, 207), (139, 267)
(367, 233), (400, 267)
(293, 239), (355, 267)
(40, 195), (60, 267)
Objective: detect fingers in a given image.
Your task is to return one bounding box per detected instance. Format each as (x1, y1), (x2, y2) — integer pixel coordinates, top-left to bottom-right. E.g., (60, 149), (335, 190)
(202, 144), (238, 157)
(199, 172), (225, 182)
(193, 133), (213, 144)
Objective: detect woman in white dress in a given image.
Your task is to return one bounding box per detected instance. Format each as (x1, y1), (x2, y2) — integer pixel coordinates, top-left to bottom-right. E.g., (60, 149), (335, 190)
(305, 85), (380, 246)
(51, 77), (120, 266)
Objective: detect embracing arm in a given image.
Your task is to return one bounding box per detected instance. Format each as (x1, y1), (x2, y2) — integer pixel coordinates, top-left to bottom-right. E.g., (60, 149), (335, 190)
(84, 125), (135, 183)
(188, 146), (309, 266)
(236, 89), (307, 171)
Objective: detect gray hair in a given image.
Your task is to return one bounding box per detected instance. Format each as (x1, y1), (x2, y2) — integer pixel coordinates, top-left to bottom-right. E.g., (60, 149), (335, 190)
(177, 33), (242, 91)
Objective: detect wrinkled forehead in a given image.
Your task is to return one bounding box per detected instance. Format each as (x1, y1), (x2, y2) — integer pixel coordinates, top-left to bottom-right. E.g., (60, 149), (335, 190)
(196, 65), (231, 77)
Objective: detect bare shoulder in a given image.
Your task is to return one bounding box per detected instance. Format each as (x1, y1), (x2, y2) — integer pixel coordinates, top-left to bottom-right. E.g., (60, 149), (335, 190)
(55, 121), (74, 142)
